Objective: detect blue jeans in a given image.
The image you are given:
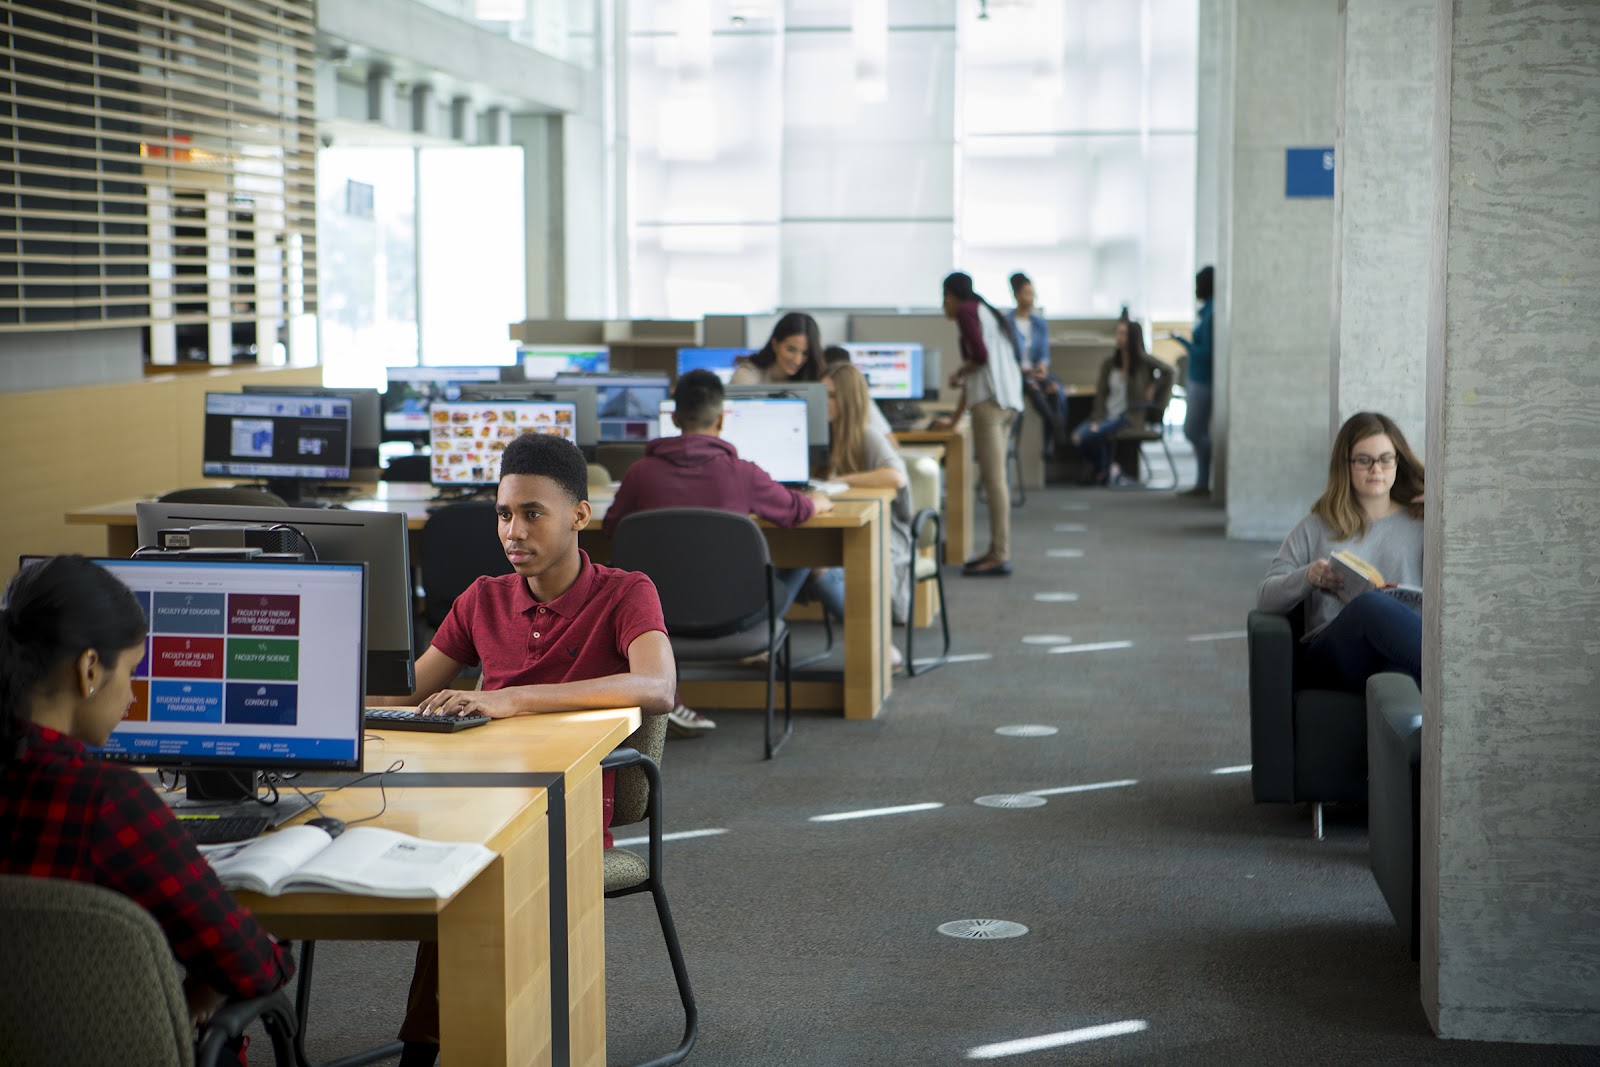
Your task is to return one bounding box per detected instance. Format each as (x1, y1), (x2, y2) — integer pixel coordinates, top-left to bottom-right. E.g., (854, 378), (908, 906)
(1183, 382), (1212, 489)
(1071, 413), (1129, 477)
(777, 567), (810, 617)
(1306, 590), (1422, 692)
(809, 567), (846, 621)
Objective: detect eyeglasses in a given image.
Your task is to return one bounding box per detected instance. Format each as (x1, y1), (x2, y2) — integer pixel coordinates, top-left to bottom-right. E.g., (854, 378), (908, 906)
(1350, 453), (1397, 470)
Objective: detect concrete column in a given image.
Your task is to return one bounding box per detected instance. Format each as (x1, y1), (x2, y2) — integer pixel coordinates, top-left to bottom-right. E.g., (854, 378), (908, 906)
(1420, 0), (1600, 1044)
(512, 115), (560, 320)
(1330, 0), (1433, 445)
(1222, 0), (1341, 539)
(1197, 0), (1233, 499)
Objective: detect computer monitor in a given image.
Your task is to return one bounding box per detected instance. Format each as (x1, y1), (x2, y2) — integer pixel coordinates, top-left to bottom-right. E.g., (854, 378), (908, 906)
(428, 400), (580, 486)
(243, 385), (381, 469)
(38, 555), (366, 817)
(555, 372), (670, 443)
(724, 382), (830, 471)
(520, 345), (610, 379)
(676, 347), (754, 384)
(458, 383), (600, 457)
(134, 502), (415, 695)
(657, 396), (811, 484)
(202, 392), (352, 501)
(381, 365), (527, 439)
(838, 343), (925, 400)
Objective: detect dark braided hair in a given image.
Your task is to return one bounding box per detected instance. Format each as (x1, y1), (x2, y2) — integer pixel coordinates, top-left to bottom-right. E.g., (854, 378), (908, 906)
(942, 272), (1018, 362)
(1, 556), (147, 764)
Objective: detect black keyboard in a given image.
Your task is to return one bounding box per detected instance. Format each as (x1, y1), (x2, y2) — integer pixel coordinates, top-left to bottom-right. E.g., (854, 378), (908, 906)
(176, 814), (272, 845)
(365, 708), (492, 733)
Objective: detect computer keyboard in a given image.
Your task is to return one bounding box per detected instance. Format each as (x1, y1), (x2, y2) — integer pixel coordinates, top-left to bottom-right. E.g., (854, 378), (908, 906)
(365, 708), (492, 733)
(176, 814), (272, 845)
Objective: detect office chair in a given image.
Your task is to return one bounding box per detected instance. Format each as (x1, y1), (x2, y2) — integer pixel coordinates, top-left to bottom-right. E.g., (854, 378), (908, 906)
(1247, 604), (1369, 839)
(158, 486), (289, 507)
(904, 455), (951, 676)
(1112, 359), (1178, 488)
(1367, 672), (1423, 959)
(382, 454), (431, 483)
(0, 875), (299, 1067)
(611, 508), (795, 758)
(602, 715), (698, 1067)
(421, 500), (513, 630)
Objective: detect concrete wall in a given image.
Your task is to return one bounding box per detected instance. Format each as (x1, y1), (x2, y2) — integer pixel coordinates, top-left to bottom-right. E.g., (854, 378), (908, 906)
(1331, 0), (1433, 446)
(1420, 0), (1600, 1044)
(1223, 0), (1341, 540)
(1196, 0), (1232, 499)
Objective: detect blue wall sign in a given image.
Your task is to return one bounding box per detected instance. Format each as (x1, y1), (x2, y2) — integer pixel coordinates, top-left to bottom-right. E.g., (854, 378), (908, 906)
(1286, 147), (1335, 198)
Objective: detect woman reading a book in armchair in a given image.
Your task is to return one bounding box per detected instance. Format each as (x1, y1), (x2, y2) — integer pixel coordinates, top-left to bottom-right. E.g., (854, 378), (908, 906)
(1258, 412), (1425, 690)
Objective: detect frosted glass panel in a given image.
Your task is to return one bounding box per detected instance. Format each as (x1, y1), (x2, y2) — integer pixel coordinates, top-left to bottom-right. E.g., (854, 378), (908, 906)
(418, 148), (525, 365)
(781, 221), (953, 308)
(633, 224), (780, 317)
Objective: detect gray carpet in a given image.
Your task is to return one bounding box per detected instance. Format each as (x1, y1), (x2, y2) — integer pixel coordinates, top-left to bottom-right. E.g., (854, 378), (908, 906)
(286, 463), (1600, 1066)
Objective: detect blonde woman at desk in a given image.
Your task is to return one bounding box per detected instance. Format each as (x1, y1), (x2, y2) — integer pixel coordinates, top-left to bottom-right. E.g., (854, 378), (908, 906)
(730, 312), (826, 384)
(931, 271), (1024, 577)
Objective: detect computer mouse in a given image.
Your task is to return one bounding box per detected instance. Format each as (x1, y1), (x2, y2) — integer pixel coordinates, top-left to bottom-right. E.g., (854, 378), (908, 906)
(306, 816), (346, 838)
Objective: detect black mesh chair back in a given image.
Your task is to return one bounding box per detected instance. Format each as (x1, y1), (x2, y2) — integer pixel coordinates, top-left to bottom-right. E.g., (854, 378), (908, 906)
(421, 500), (513, 628)
(612, 508), (773, 638)
(382, 454), (431, 483)
(158, 487), (289, 507)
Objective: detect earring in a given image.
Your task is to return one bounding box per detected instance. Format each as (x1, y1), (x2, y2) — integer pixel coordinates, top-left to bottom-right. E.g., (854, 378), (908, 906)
(88, 687), (95, 697)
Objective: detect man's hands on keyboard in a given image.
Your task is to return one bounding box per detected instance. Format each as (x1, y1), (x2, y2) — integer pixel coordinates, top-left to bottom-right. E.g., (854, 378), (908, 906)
(414, 687), (521, 720)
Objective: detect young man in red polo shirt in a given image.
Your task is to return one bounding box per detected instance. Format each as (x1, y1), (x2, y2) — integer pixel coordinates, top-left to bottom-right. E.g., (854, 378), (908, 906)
(377, 431), (676, 1067)
(603, 368), (833, 736)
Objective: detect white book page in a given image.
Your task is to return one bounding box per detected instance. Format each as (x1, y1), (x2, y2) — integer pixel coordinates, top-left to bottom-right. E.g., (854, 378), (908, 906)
(282, 827), (495, 899)
(206, 826), (332, 894)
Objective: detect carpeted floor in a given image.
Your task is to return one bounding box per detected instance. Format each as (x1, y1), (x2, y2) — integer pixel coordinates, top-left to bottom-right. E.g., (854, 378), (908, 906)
(289, 455), (1600, 1066)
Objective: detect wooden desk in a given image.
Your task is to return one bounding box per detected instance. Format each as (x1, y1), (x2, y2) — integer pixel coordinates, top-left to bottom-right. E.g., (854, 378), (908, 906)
(892, 424), (973, 565)
(66, 494), (893, 720)
(238, 709), (639, 1067)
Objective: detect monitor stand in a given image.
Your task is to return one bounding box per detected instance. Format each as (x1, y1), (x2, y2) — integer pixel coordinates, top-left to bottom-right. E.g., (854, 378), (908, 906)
(166, 768), (323, 830)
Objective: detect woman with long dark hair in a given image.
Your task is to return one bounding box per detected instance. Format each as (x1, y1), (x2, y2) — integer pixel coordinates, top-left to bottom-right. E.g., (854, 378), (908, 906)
(0, 556), (294, 1032)
(1070, 316), (1165, 485)
(931, 272), (1025, 576)
(1258, 412), (1425, 690)
(730, 312), (826, 384)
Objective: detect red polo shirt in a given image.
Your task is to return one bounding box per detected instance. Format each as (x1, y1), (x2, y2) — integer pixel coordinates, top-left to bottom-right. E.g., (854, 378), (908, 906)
(431, 551), (666, 847)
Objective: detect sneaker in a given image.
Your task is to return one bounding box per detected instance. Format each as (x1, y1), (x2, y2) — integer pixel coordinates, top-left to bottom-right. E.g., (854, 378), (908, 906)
(667, 704), (716, 737)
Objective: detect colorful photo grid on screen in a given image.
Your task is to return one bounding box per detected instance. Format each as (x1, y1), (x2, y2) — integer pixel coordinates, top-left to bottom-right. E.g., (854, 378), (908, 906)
(430, 401), (577, 485)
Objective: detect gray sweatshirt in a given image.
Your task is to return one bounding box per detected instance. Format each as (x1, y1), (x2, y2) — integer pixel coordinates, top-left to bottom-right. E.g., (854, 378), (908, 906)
(1257, 509), (1424, 639)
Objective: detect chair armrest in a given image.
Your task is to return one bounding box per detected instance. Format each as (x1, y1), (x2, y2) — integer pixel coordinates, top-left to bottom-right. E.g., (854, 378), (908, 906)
(1247, 610), (1298, 803)
(1366, 673), (1423, 753)
(195, 987), (298, 1067)
(599, 748), (666, 877)
(909, 507), (943, 557)
(601, 746), (644, 771)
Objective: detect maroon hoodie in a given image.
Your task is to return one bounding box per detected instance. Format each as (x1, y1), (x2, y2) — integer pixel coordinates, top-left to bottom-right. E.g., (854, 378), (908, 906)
(601, 433), (815, 536)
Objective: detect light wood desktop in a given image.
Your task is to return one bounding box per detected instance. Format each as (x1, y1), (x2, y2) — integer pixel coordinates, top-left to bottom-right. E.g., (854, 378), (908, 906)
(65, 491), (894, 720)
(239, 709), (638, 1067)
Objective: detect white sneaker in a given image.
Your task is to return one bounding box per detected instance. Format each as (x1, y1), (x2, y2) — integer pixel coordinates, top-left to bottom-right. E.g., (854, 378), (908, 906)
(667, 704), (716, 737)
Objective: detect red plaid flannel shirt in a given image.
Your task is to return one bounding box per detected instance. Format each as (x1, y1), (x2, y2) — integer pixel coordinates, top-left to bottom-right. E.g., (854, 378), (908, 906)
(0, 724), (294, 998)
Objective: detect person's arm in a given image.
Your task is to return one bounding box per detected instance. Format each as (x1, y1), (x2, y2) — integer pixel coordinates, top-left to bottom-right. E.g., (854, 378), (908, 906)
(1257, 518), (1325, 612)
(93, 773), (295, 1004)
(840, 429), (908, 490)
(745, 461), (818, 527)
(836, 467), (906, 490)
(417, 630), (677, 719)
(953, 302), (988, 369)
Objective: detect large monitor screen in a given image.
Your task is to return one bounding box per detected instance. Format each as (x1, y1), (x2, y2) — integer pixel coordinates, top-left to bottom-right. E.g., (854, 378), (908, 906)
(676, 347), (754, 384)
(557, 373), (670, 443)
(840, 343), (925, 400)
(85, 556), (366, 770)
(203, 393), (352, 482)
(382, 366), (521, 436)
(243, 385), (381, 469)
(521, 345), (610, 379)
(134, 503), (415, 696)
(657, 397), (810, 484)
(430, 400), (578, 486)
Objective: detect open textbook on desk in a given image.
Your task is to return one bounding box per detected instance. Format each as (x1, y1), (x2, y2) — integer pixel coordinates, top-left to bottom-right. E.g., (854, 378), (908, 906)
(203, 825), (494, 899)
(1329, 551), (1422, 609)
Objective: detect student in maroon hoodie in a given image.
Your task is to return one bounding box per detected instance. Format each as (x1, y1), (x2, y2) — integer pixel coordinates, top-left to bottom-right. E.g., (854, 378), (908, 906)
(604, 369), (834, 736)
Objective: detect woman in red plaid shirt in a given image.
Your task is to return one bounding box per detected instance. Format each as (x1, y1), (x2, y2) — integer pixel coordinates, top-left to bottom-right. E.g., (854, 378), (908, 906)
(0, 556), (295, 1033)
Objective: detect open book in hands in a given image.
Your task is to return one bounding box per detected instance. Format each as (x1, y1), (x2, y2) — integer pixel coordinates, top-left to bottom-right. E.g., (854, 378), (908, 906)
(1328, 550), (1422, 609)
(203, 825), (494, 899)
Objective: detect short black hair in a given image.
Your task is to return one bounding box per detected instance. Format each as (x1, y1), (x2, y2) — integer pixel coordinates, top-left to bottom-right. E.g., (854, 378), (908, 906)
(673, 369), (725, 431)
(499, 432), (588, 502)
(1196, 265), (1215, 301)
(823, 344), (851, 366)
(1009, 272), (1031, 295)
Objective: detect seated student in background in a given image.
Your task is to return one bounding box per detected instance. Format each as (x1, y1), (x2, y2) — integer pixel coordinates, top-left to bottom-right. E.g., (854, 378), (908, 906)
(603, 369), (834, 735)
(1070, 315), (1166, 486)
(810, 363), (912, 669)
(369, 432), (676, 1067)
(1005, 272), (1070, 452)
(0, 555), (295, 1045)
(730, 311), (826, 384)
(825, 343), (894, 438)
(1258, 411), (1424, 691)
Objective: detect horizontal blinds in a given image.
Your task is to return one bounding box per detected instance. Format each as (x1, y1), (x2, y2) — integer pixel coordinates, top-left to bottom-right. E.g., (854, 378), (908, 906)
(0, 0), (317, 332)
